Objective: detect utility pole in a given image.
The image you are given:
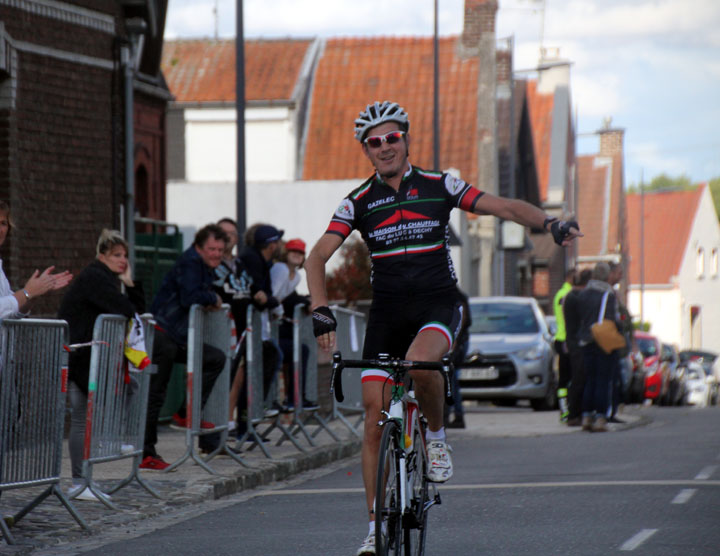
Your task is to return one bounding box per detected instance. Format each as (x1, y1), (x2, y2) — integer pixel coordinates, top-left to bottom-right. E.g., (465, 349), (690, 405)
(640, 169), (645, 326)
(235, 0), (246, 235)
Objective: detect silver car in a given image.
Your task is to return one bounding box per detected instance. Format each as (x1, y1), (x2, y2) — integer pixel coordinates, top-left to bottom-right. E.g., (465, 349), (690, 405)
(458, 296), (557, 410)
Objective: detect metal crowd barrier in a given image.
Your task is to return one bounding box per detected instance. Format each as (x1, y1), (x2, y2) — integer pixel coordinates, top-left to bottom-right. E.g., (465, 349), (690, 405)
(0, 319), (88, 545)
(331, 305), (366, 438)
(277, 304), (339, 447)
(240, 305), (305, 458)
(73, 314), (160, 509)
(166, 304), (248, 473)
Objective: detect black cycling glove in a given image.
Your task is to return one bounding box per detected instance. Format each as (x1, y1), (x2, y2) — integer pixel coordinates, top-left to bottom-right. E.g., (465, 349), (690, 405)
(312, 306), (337, 337)
(550, 219), (579, 246)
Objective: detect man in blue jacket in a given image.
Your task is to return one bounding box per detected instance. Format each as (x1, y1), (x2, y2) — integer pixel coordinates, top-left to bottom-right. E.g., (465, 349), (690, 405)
(141, 224), (228, 470)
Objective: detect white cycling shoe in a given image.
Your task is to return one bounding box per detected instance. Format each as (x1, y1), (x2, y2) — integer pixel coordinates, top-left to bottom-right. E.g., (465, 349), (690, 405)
(427, 440), (453, 483)
(356, 532), (375, 555)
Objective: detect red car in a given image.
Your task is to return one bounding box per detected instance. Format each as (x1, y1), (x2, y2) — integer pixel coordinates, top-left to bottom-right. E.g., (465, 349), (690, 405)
(635, 331), (670, 403)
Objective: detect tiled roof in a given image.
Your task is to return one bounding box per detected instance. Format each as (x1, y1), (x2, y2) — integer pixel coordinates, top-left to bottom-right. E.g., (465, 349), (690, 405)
(161, 38), (313, 102)
(301, 37), (481, 185)
(625, 187), (703, 284)
(525, 80), (554, 202)
(576, 153), (624, 258)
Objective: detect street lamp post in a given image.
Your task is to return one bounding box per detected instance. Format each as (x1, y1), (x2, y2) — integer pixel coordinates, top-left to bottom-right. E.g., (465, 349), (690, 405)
(236, 0), (247, 236)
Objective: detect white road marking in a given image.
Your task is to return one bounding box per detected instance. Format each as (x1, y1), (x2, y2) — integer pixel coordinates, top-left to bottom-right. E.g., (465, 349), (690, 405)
(257, 479), (720, 496)
(620, 529), (658, 551)
(671, 489), (696, 504)
(694, 465), (717, 480)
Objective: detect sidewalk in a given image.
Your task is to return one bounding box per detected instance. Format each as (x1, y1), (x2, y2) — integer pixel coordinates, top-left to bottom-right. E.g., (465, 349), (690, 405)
(0, 405), (650, 554)
(1, 415), (361, 554)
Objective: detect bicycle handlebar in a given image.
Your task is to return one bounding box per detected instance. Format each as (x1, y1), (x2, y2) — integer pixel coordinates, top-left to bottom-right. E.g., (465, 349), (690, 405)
(330, 351), (453, 404)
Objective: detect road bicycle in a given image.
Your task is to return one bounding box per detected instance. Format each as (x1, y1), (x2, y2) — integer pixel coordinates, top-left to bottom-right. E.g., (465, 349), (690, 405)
(330, 352), (453, 556)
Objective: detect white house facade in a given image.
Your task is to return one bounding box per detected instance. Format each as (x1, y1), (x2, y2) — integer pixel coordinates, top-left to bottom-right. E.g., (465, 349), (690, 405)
(627, 186), (720, 352)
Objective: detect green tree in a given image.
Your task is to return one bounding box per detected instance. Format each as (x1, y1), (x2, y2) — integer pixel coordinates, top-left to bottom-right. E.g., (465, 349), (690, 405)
(627, 173), (694, 193)
(326, 238), (373, 304)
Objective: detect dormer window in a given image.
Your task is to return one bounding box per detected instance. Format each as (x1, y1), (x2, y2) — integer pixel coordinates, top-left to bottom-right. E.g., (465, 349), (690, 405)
(696, 247), (705, 277)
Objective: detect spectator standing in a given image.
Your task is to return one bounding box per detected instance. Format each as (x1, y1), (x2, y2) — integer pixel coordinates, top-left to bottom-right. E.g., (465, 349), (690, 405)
(234, 224), (285, 437)
(563, 268), (592, 426)
(271, 238), (318, 410)
(141, 224), (228, 470)
(552, 268), (575, 422)
(213, 218), (254, 432)
(58, 230), (145, 500)
(577, 262), (621, 432)
(607, 261), (629, 423)
(0, 201), (72, 319)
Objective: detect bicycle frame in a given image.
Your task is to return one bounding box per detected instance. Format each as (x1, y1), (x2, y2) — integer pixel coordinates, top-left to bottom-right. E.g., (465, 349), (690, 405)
(381, 383), (426, 521)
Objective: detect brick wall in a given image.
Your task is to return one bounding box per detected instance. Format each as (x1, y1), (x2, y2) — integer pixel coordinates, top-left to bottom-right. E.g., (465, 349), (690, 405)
(0, 2), (125, 316)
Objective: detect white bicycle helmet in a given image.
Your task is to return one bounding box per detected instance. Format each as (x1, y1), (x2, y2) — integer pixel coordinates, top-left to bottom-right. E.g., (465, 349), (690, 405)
(354, 101), (410, 142)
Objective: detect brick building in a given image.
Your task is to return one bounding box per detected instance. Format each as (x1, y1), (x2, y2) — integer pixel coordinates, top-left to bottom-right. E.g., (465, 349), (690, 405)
(0, 0), (168, 315)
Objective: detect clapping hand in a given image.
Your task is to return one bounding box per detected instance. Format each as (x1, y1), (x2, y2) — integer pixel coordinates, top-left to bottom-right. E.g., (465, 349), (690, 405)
(24, 266), (73, 298)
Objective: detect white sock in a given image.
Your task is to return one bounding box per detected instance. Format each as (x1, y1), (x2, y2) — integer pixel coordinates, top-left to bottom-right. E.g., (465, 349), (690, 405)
(426, 427), (446, 442)
(368, 521), (374, 537)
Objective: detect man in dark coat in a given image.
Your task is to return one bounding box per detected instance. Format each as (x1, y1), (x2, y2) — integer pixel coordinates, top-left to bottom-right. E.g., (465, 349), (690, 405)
(141, 224), (228, 470)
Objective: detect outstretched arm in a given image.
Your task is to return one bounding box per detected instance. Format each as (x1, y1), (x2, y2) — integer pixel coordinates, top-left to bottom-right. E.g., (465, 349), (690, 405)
(473, 193), (582, 246)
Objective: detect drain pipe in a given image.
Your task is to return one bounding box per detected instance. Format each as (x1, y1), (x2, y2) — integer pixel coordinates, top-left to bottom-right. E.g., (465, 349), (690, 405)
(121, 18), (146, 267)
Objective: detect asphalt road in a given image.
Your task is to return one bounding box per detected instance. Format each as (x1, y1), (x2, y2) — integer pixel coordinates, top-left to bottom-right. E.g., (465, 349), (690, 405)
(63, 405), (720, 556)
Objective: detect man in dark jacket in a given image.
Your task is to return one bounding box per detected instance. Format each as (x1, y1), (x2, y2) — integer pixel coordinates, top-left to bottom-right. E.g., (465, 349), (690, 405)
(576, 262), (621, 432)
(141, 224), (228, 470)
(563, 268), (591, 426)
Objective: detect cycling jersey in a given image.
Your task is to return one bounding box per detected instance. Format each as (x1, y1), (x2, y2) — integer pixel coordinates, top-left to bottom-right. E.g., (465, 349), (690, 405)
(325, 164), (484, 297)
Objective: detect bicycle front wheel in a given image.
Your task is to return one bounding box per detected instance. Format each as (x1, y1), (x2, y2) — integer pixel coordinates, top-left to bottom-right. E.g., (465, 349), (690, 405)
(375, 420), (403, 556)
(404, 422), (429, 555)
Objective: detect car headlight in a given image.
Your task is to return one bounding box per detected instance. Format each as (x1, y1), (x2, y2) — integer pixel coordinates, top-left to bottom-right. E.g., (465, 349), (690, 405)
(516, 345), (544, 361)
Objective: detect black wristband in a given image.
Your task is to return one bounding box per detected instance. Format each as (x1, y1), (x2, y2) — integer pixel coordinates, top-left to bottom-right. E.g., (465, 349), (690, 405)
(543, 216), (558, 231)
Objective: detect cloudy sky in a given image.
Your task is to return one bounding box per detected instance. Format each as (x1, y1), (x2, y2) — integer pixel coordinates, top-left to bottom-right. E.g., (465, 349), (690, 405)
(165, 0), (720, 186)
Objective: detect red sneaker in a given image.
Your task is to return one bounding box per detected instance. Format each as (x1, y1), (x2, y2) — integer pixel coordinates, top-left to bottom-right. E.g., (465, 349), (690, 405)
(139, 455), (172, 471)
(171, 413), (215, 430)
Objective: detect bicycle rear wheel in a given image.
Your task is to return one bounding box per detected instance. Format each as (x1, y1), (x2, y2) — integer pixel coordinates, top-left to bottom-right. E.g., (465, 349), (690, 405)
(404, 421), (429, 555)
(375, 420), (403, 556)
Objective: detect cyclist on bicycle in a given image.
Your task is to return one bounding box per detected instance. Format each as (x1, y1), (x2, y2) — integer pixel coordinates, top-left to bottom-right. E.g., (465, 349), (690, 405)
(305, 100), (581, 555)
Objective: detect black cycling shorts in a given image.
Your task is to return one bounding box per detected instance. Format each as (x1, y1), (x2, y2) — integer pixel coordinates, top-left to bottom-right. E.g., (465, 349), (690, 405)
(361, 290), (464, 384)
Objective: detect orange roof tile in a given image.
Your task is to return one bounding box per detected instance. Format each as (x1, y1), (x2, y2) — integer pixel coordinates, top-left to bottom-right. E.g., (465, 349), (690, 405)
(525, 80), (554, 202)
(576, 153), (625, 258)
(301, 36), (481, 186)
(625, 187), (703, 284)
(161, 38), (313, 103)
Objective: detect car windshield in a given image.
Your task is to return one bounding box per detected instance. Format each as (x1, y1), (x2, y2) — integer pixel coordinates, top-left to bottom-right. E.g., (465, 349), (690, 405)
(636, 337), (658, 357)
(469, 302), (539, 334)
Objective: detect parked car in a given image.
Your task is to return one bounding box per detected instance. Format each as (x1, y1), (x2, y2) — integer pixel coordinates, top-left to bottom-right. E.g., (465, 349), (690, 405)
(458, 297), (557, 411)
(685, 361), (712, 407)
(679, 350), (718, 405)
(661, 343), (686, 406)
(635, 331), (670, 404)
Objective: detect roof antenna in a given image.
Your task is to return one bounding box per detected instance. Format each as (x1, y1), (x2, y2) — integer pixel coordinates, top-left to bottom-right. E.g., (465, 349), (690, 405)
(213, 0), (219, 40)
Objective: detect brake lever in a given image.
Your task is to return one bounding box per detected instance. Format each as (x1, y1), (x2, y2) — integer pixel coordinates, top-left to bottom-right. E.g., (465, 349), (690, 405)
(330, 351), (345, 402)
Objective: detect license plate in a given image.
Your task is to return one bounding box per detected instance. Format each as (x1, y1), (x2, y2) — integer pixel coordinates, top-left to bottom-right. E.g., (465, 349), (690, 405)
(460, 366), (499, 380)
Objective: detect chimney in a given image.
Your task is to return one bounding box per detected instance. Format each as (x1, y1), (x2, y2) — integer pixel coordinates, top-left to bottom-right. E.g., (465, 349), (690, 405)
(598, 117), (625, 156)
(461, 0), (499, 52)
(537, 47), (571, 94)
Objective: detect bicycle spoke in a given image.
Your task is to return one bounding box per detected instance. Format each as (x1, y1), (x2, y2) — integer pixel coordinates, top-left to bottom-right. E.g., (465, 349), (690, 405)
(375, 421), (403, 555)
(404, 420), (429, 555)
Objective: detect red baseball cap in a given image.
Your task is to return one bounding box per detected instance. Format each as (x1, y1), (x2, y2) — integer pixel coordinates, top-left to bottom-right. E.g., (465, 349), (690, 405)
(285, 238), (306, 254)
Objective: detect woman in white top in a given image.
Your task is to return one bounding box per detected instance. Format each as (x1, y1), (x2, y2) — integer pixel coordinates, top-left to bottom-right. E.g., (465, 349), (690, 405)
(271, 239), (317, 410)
(0, 201), (72, 319)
